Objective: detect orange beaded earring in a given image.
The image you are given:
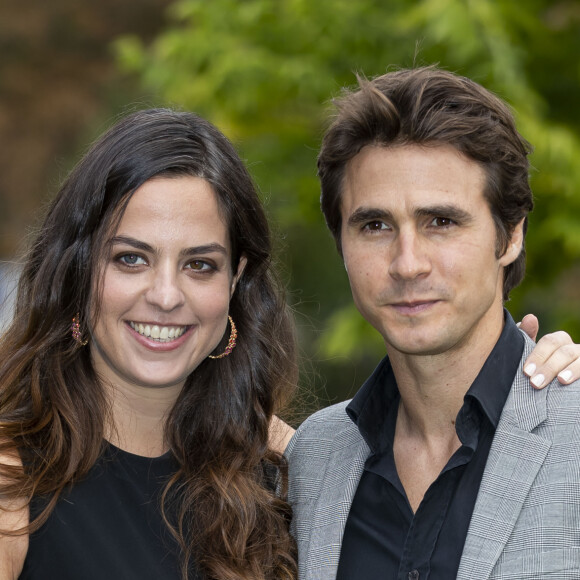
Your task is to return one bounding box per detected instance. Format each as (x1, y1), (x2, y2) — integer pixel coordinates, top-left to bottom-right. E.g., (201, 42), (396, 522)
(71, 314), (88, 346)
(208, 316), (237, 359)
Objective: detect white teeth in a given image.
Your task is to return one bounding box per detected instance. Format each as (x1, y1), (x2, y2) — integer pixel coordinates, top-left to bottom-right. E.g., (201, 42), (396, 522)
(129, 322), (187, 343)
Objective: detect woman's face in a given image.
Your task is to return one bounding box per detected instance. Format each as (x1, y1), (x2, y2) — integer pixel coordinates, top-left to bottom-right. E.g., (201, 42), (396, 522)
(90, 176), (245, 394)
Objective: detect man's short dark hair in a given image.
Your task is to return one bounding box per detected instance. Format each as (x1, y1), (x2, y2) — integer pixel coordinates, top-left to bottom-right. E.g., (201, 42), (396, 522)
(318, 66), (534, 300)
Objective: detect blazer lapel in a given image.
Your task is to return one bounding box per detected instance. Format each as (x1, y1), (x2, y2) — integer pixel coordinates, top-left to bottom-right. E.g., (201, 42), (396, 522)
(457, 341), (551, 580)
(303, 427), (370, 580)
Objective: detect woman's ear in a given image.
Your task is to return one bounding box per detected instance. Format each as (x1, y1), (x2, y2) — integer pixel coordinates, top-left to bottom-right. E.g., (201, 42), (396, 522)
(231, 254), (247, 297)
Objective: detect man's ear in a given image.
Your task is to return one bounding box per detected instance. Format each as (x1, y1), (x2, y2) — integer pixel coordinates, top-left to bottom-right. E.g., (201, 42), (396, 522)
(231, 254), (247, 297)
(499, 218), (525, 267)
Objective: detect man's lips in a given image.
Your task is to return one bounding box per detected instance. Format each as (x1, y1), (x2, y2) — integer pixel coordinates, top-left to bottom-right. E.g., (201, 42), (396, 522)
(389, 300), (440, 315)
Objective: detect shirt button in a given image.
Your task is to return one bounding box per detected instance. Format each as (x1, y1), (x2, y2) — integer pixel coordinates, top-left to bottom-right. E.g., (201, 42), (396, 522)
(408, 571), (420, 580)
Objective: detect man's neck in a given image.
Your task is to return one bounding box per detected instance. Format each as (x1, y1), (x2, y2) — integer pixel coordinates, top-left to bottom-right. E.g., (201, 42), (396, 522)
(389, 309), (505, 441)
(389, 308), (506, 511)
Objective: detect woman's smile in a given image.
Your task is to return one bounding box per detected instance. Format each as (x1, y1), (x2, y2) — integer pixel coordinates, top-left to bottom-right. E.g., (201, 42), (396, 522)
(128, 321), (189, 342)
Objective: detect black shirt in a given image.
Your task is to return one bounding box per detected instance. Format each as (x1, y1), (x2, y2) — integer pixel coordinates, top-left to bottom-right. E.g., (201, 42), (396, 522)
(336, 311), (524, 580)
(21, 443), (200, 580)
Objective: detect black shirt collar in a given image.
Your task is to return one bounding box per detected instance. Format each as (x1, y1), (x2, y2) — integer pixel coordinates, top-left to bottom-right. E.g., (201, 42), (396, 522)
(347, 310), (525, 453)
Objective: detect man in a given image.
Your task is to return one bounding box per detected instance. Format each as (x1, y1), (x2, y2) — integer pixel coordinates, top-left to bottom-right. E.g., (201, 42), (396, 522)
(286, 66), (580, 579)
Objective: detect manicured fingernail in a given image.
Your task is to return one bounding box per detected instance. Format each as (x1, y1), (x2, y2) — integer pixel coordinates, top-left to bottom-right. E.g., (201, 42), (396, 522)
(524, 363), (536, 376)
(558, 370), (573, 383)
(531, 374), (545, 388)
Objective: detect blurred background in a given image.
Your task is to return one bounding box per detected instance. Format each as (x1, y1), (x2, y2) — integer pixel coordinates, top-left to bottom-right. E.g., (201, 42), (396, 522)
(1, 0), (579, 411)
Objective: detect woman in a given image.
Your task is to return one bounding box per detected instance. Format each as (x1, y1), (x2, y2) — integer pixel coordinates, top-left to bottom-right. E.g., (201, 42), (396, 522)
(0, 109), (296, 579)
(0, 108), (577, 580)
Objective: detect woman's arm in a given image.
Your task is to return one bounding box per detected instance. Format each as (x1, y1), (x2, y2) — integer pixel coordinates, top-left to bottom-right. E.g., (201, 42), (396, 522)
(0, 451), (28, 580)
(267, 315), (580, 456)
(268, 415), (296, 454)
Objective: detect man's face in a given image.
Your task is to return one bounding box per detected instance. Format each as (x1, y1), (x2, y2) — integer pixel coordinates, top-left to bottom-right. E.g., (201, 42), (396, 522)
(340, 144), (523, 359)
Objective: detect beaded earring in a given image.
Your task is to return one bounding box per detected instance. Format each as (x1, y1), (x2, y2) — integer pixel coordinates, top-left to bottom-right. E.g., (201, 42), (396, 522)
(208, 316), (237, 359)
(71, 314), (88, 346)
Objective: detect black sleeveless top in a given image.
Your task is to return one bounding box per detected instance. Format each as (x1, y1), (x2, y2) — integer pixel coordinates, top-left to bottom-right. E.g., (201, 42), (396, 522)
(20, 443), (200, 580)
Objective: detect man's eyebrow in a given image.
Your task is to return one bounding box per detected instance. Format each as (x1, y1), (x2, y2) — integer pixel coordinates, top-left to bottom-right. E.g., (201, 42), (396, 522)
(110, 236), (228, 257)
(346, 205), (474, 227)
(414, 205), (473, 223)
(347, 207), (394, 227)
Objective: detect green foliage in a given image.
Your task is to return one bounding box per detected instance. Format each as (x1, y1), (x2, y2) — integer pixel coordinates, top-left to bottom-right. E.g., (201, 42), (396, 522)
(115, 0), (580, 398)
(318, 304), (385, 360)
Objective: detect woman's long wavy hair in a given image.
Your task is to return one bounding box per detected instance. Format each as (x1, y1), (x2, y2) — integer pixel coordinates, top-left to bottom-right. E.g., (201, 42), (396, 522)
(0, 109), (298, 579)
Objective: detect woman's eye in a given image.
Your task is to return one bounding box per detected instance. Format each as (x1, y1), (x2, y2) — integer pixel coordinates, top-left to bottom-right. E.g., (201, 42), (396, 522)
(119, 253), (146, 266)
(187, 260), (213, 272)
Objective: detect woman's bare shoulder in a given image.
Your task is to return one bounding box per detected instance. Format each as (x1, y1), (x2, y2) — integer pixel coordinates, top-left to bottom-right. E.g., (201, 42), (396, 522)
(0, 449), (29, 579)
(268, 415), (296, 454)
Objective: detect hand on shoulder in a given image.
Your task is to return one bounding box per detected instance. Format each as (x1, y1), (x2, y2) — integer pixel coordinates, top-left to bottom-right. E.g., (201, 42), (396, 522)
(520, 314), (580, 389)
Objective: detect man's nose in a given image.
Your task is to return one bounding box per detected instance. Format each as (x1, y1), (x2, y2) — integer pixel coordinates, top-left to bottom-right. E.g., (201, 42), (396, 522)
(388, 231), (431, 281)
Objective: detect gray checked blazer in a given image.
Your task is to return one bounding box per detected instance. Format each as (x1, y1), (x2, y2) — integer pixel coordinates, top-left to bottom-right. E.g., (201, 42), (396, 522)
(286, 334), (580, 579)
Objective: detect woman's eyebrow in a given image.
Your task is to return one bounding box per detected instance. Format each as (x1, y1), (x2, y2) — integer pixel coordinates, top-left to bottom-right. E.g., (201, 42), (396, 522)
(110, 236), (228, 258)
(178, 243), (228, 258)
(110, 235), (154, 253)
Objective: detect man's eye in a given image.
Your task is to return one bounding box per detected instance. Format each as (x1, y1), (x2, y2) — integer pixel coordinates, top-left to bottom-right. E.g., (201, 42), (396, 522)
(430, 217), (455, 227)
(119, 254), (146, 266)
(363, 221), (387, 232)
